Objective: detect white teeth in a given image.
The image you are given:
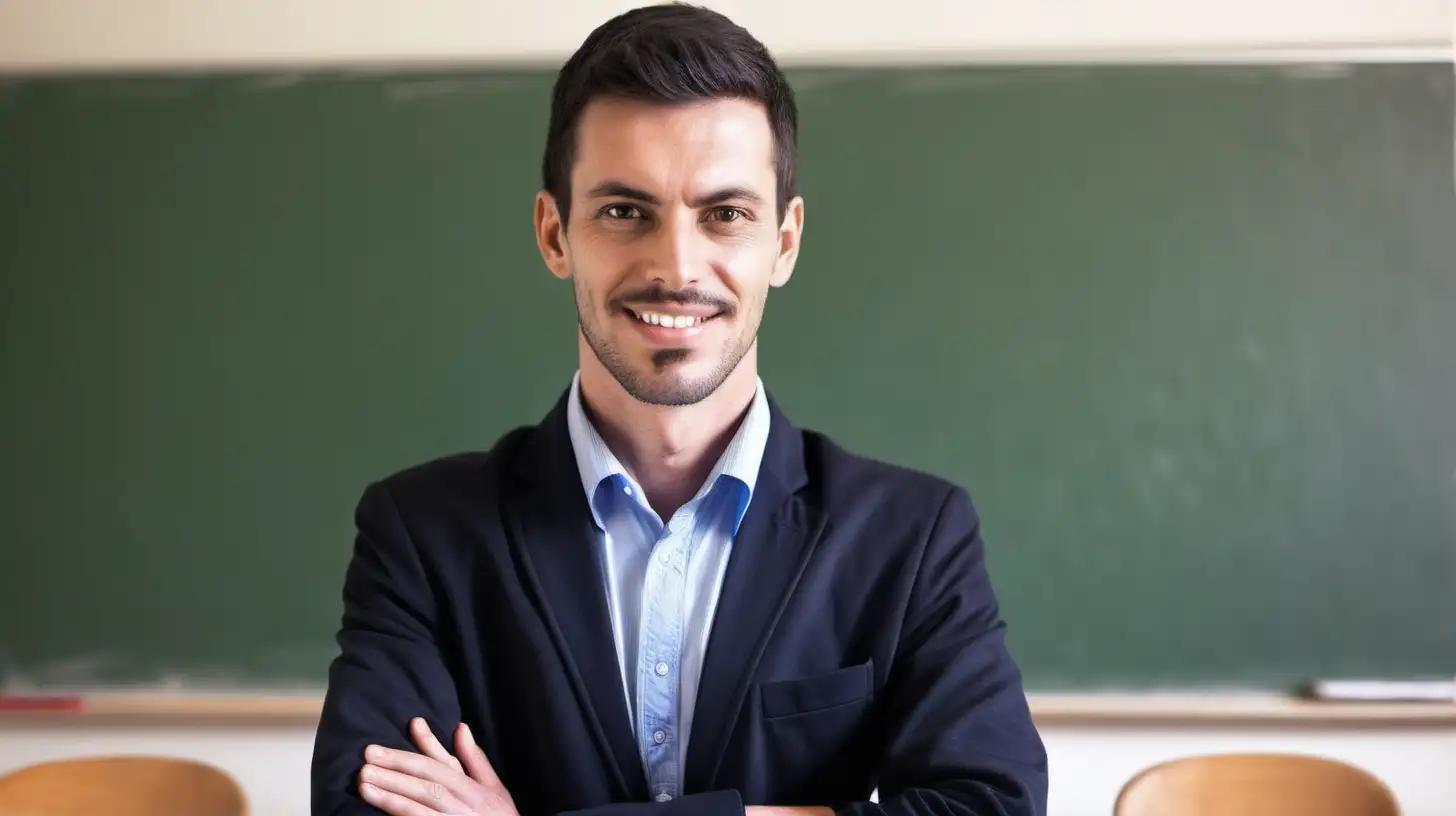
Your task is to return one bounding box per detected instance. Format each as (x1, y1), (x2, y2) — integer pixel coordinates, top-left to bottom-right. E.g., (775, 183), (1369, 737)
(633, 310), (705, 328)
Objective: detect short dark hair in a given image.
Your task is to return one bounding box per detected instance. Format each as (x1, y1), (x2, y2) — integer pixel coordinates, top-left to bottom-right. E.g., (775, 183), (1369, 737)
(541, 3), (798, 225)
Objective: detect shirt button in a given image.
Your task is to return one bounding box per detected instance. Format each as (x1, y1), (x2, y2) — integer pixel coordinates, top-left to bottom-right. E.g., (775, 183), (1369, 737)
(654, 661), (669, 677)
(658, 551), (671, 565)
(653, 729), (666, 744)
(623, 485), (633, 496)
(656, 793), (673, 803)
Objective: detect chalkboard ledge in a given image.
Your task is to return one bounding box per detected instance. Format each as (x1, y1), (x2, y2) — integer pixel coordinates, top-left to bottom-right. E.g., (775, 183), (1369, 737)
(1029, 693), (1456, 728)
(1, 692), (1454, 728)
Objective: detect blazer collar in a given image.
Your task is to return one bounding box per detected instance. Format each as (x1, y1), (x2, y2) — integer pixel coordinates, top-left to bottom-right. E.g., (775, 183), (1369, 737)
(502, 387), (645, 798)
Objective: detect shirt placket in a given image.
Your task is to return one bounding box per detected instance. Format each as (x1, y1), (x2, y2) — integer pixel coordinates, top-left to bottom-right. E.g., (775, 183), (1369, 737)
(637, 514), (691, 802)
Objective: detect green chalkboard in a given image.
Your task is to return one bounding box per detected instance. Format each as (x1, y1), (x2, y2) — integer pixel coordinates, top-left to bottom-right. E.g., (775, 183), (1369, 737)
(1, 63), (1453, 692)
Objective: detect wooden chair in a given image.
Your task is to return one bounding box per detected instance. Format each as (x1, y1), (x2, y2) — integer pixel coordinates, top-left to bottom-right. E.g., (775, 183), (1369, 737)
(0, 755), (247, 816)
(1115, 752), (1400, 816)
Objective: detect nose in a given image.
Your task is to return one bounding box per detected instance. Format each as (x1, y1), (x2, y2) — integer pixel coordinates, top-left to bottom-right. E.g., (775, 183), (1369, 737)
(649, 210), (706, 289)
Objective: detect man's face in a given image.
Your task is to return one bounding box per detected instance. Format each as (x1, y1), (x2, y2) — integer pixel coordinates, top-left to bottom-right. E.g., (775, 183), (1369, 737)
(536, 97), (803, 406)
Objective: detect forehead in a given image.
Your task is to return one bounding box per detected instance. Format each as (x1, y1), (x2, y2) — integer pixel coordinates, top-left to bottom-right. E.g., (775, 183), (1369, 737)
(571, 97), (776, 197)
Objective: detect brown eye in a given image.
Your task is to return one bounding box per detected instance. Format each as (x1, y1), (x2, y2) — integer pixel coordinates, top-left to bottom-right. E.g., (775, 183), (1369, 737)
(602, 204), (642, 220)
(707, 207), (747, 223)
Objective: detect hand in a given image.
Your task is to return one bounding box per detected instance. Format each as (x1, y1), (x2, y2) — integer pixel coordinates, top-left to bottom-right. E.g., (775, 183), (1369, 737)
(358, 716), (519, 816)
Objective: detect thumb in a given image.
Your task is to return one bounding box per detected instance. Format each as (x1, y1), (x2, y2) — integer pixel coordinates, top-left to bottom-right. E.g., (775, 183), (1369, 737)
(456, 722), (500, 786)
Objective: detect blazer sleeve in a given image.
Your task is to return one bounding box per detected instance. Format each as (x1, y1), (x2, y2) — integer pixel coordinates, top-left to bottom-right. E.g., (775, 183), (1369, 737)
(843, 487), (1049, 816)
(311, 480), (465, 816)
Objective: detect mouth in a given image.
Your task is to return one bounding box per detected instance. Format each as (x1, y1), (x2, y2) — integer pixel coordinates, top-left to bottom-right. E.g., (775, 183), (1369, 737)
(622, 306), (723, 329)
(620, 305), (725, 347)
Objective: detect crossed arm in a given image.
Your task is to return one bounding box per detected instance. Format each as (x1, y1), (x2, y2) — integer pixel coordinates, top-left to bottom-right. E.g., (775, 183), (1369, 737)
(311, 481), (1047, 816)
(357, 716), (829, 816)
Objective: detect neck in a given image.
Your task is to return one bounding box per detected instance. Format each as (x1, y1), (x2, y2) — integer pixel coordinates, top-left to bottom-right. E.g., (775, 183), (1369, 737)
(577, 338), (759, 520)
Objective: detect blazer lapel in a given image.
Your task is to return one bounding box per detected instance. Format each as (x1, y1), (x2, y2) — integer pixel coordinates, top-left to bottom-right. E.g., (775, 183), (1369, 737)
(685, 399), (826, 793)
(503, 393), (647, 800)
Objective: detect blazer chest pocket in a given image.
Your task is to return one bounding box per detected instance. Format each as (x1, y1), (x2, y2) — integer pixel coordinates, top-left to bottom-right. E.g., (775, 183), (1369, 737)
(760, 659), (874, 719)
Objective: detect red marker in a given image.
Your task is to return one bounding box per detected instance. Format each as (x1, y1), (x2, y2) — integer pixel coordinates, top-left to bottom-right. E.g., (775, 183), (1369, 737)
(0, 696), (84, 713)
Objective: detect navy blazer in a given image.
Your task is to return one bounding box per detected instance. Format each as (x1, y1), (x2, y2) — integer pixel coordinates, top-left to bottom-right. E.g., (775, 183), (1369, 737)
(311, 391), (1048, 816)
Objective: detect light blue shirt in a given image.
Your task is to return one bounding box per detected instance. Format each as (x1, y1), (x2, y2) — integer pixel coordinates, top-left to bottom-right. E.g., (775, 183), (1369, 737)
(565, 372), (771, 803)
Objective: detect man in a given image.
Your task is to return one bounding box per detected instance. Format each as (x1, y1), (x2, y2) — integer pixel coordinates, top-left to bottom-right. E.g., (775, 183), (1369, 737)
(310, 5), (1048, 816)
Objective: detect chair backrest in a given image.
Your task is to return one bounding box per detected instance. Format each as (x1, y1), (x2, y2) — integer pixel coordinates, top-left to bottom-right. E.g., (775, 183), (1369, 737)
(0, 755), (247, 816)
(1115, 752), (1400, 816)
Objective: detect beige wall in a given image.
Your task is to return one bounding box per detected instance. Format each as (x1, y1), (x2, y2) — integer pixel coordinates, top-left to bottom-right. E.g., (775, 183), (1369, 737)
(2, 720), (1453, 815)
(0, 0), (1451, 73)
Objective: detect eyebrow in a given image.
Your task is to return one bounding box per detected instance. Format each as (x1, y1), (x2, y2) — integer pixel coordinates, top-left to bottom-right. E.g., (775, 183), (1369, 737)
(586, 181), (660, 205)
(585, 180), (764, 208)
(690, 187), (764, 208)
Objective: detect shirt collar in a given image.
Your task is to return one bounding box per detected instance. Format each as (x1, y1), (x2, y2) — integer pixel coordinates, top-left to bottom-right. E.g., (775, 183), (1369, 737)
(565, 371), (771, 532)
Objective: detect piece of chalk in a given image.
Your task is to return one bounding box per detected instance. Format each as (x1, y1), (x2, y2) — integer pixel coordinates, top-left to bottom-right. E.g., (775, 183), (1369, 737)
(1305, 679), (1456, 702)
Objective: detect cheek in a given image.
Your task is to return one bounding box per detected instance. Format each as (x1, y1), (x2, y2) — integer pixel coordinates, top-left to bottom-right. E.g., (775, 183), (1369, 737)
(719, 244), (781, 301)
(565, 249), (621, 308)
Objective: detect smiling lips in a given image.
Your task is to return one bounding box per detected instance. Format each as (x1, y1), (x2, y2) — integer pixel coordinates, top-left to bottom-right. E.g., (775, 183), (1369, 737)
(625, 306), (721, 329)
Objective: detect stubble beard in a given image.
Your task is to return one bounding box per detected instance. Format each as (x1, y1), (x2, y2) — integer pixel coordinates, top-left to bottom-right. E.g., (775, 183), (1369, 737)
(573, 280), (761, 407)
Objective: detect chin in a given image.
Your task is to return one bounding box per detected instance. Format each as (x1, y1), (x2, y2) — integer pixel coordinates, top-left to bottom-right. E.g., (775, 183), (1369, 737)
(616, 360), (726, 407)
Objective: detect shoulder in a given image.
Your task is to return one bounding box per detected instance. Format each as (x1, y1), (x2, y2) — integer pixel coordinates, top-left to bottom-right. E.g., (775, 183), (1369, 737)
(799, 428), (979, 533)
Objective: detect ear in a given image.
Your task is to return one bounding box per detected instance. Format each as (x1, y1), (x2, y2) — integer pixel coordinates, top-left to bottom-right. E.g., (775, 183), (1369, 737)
(769, 196), (804, 288)
(535, 190), (571, 280)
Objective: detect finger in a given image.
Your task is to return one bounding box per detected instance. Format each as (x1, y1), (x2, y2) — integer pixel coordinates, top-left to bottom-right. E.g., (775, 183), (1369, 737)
(360, 780), (444, 816)
(410, 717), (463, 773)
(360, 763), (460, 813)
(455, 722), (501, 787)
(365, 744), (461, 788)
